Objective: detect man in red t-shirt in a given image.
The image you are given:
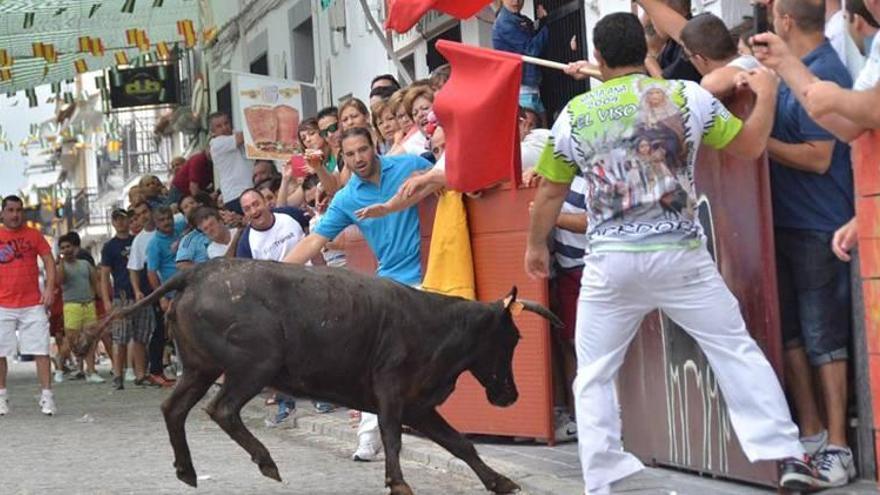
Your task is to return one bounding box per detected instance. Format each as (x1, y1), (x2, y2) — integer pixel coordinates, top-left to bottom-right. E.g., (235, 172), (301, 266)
(169, 150), (214, 205)
(0, 195), (57, 416)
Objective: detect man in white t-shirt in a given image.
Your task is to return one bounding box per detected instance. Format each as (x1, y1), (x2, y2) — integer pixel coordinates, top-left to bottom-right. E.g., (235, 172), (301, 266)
(192, 206), (237, 259)
(208, 112), (253, 215)
(124, 201), (162, 388)
(846, 0), (880, 90)
(826, 0), (866, 79)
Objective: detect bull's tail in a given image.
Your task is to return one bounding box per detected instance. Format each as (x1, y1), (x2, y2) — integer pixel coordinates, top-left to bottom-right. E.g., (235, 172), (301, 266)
(88, 271), (191, 338)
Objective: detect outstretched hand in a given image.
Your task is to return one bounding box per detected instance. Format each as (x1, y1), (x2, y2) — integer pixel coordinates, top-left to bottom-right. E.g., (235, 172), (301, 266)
(355, 203), (391, 220)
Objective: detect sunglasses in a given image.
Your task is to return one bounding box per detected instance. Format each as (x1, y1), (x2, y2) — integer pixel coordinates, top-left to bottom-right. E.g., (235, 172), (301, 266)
(319, 122), (339, 138)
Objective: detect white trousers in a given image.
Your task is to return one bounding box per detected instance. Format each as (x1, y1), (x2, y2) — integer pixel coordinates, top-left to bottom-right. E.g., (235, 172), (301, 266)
(574, 247), (804, 493)
(357, 412), (380, 446)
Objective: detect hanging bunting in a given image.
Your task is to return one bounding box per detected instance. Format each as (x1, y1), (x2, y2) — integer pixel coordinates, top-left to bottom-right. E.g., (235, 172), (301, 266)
(42, 65), (49, 79)
(26, 88), (37, 108)
(94, 75), (105, 89)
(54, 8), (67, 16)
(32, 42), (44, 58)
(177, 20), (197, 48)
(125, 28), (150, 52)
(90, 38), (105, 57)
(23, 12), (35, 29)
(78, 36), (91, 53)
(74, 59), (88, 74)
(122, 0), (136, 14)
(64, 92), (74, 104)
(0, 50), (12, 67)
(51, 82), (61, 94)
(89, 4), (101, 18)
(153, 0), (164, 6)
(156, 41), (170, 59)
(0, 68), (11, 82)
(114, 51), (129, 66)
(43, 44), (58, 64)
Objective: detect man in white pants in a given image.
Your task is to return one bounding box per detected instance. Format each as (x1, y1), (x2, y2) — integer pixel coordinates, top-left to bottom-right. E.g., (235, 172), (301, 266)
(525, 13), (818, 493)
(0, 195), (57, 416)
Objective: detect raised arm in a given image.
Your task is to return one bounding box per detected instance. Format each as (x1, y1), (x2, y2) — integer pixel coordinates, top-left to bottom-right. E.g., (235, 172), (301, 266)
(721, 68), (779, 160)
(635, 0), (687, 45)
(282, 233), (330, 265)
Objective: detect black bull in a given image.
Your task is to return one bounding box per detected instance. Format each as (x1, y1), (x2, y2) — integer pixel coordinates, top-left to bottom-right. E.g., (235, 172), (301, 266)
(85, 258), (562, 494)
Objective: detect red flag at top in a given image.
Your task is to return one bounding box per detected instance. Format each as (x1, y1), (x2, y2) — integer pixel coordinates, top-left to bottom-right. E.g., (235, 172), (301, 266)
(385, 0), (491, 33)
(433, 40), (522, 193)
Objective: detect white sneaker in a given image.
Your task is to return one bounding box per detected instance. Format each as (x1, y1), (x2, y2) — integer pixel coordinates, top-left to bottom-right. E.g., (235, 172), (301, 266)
(124, 368), (136, 383)
(554, 417), (578, 442)
(352, 441), (382, 462)
(814, 446), (856, 488)
(86, 373), (106, 384)
(801, 429), (829, 457)
(0, 395), (8, 416)
(39, 394), (56, 416)
(53, 370), (65, 383)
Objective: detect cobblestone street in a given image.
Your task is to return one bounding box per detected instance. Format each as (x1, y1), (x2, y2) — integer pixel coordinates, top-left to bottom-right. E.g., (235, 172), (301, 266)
(0, 361), (485, 495)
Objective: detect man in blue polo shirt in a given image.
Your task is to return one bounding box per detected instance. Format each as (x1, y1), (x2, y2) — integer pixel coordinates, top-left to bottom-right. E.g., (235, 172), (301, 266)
(146, 206), (186, 311)
(758, 0), (856, 488)
(284, 126), (432, 461)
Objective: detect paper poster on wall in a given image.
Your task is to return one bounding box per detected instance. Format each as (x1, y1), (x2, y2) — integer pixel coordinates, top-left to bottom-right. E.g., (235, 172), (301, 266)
(235, 73), (302, 161)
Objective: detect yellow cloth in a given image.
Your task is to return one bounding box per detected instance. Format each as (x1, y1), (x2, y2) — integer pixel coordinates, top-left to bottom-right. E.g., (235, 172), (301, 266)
(422, 191), (476, 300)
(63, 302), (97, 331)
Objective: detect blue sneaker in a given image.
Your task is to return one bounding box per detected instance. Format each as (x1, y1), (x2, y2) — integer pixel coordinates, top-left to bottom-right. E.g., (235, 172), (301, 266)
(265, 400), (294, 428)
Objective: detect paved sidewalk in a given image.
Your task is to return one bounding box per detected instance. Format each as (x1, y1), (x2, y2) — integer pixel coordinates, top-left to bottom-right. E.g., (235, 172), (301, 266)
(251, 399), (880, 495)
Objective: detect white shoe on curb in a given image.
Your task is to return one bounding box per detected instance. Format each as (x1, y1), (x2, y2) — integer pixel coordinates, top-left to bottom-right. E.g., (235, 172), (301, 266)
(39, 394), (56, 416)
(0, 395), (8, 416)
(124, 368), (136, 382)
(352, 441), (382, 462)
(86, 373), (105, 384)
(53, 370), (64, 383)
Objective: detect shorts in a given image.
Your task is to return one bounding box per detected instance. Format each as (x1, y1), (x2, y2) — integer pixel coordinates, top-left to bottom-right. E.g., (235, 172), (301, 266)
(63, 302), (97, 333)
(550, 266), (582, 341)
(776, 228), (851, 366)
(0, 305), (50, 357)
(112, 300), (155, 344)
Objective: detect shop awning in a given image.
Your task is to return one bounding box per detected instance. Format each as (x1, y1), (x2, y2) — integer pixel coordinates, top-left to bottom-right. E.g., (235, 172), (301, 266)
(0, 0), (200, 94)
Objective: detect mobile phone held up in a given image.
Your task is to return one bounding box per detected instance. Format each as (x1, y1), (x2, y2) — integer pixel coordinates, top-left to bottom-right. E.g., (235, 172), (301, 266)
(289, 154), (309, 178)
(753, 3), (769, 46)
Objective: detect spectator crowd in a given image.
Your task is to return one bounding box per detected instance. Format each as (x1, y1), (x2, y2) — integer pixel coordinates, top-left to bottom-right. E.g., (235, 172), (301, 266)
(2, 0), (880, 493)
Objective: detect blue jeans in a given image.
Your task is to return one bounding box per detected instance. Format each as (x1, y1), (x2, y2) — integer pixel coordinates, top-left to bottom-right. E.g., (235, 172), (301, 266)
(776, 228), (851, 366)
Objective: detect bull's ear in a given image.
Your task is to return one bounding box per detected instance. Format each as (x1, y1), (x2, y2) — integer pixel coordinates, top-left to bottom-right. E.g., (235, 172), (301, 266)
(502, 286), (518, 309)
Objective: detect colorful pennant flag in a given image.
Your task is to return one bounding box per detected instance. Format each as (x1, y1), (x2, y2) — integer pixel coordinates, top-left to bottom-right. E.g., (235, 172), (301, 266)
(156, 41), (170, 59)
(26, 88), (37, 108)
(0, 68), (11, 82)
(126, 28), (150, 52)
(43, 44), (58, 63)
(78, 36), (91, 53)
(0, 50), (12, 67)
(122, 0), (136, 14)
(74, 59), (88, 74)
(114, 51), (129, 66)
(23, 12), (35, 29)
(32, 42), (44, 58)
(177, 20), (197, 48)
(90, 38), (105, 57)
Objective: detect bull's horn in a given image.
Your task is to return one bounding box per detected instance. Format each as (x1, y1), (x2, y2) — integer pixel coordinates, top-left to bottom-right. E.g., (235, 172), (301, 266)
(519, 299), (564, 328)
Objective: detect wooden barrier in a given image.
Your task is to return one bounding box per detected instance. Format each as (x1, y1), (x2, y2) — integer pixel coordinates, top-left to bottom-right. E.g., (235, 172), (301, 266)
(853, 131), (880, 475)
(339, 187), (556, 443)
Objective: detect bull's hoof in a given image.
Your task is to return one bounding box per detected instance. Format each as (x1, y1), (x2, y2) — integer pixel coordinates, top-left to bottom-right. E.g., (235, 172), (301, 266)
(175, 464), (198, 487)
(489, 475), (521, 494)
(388, 481), (414, 495)
(259, 461), (282, 482)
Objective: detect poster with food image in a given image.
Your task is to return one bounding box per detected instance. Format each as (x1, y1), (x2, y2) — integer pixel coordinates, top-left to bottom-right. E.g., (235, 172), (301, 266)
(235, 73), (303, 161)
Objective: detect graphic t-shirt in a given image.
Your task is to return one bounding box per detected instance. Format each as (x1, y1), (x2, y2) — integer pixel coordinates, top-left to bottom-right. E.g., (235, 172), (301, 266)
(100, 236), (134, 299)
(536, 74), (742, 253)
(175, 229), (211, 264)
(855, 38), (880, 91)
(0, 226), (51, 308)
(236, 213), (305, 262)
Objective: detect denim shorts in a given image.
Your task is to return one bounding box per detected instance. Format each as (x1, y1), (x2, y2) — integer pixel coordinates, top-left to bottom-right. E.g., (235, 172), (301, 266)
(775, 228), (851, 366)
